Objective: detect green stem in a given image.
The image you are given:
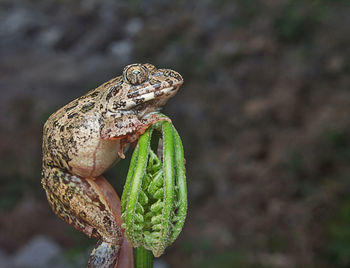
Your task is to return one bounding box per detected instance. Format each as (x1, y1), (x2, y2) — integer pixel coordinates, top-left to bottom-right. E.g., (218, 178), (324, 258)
(136, 247), (153, 268)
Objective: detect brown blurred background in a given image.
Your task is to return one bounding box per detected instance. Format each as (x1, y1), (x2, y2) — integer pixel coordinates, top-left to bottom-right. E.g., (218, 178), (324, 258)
(0, 0), (350, 267)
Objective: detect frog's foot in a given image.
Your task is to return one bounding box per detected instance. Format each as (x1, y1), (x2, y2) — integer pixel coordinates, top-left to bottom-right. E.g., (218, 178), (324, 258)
(88, 240), (119, 268)
(101, 113), (170, 158)
(88, 237), (133, 268)
(137, 112), (171, 138)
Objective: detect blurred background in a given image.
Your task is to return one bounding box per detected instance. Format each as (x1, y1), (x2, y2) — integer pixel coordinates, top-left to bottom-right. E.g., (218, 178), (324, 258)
(0, 0), (349, 267)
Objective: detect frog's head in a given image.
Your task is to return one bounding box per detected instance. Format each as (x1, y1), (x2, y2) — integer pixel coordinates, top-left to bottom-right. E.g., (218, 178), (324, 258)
(105, 63), (183, 116)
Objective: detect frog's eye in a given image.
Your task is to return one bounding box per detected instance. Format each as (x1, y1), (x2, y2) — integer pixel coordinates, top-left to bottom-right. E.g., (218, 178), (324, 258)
(143, 63), (156, 72)
(123, 64), (149, 85)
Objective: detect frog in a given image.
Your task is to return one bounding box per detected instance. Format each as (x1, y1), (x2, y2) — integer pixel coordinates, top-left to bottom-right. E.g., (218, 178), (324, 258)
(41, 63), (183, 268)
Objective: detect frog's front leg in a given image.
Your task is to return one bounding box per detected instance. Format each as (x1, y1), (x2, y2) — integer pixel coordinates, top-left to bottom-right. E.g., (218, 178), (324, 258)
(42, 166), (133, 268)
(101, 113), (171, 142)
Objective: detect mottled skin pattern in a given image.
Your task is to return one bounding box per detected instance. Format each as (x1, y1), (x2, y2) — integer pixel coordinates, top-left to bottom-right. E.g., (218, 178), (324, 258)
(42, 63), (183, 268)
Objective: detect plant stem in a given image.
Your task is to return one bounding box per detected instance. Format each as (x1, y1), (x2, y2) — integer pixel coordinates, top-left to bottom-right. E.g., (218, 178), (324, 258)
(136, 247), (153, 268)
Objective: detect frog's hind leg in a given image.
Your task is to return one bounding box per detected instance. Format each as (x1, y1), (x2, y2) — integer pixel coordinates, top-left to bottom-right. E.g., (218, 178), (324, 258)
(42, 167), (110, 239)
(41, 166), (125, 268)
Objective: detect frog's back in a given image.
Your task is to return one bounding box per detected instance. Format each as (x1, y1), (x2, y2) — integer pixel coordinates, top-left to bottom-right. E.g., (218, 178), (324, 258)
(43, 86), (104, 146)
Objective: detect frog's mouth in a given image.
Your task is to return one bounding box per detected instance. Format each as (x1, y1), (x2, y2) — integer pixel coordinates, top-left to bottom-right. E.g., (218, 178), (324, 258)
(135, 84), (182, 118)
(124, 81), (183, 112)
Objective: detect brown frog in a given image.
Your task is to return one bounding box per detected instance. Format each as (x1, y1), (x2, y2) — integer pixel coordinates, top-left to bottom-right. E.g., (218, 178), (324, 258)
(41, 63), (183, 268)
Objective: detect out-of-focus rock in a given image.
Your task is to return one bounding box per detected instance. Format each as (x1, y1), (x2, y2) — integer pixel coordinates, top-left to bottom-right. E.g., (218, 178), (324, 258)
(0, 9), (43, 36)
(12, 235), (61, 268)
(326, 55), (345, 74)
(108, 39), (133, 62)
(154, 259), (169, 268)
(125, 18), (144, 37)
(0, 249), (11, 268)
(243, 98), (273, 119)
(37, 27), (64, 48)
